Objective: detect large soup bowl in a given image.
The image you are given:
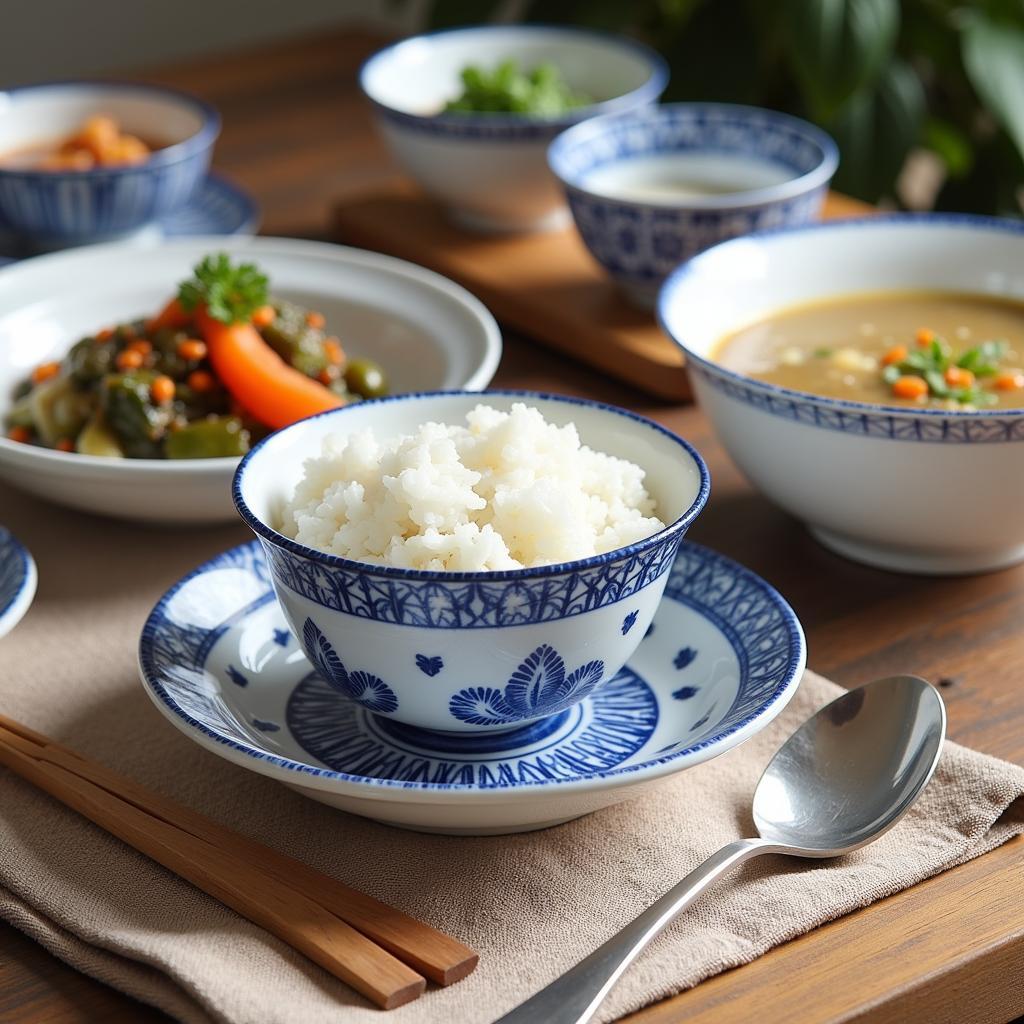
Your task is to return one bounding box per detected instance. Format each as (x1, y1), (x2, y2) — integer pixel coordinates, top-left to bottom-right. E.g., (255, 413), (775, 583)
(659, 214), (1024, 575)
(233, 390), (709, 734)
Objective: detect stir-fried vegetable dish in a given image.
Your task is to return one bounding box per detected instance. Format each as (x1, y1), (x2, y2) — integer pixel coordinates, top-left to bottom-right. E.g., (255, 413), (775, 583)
(444, 60), (590, 116)
(5, 254), (388, 459)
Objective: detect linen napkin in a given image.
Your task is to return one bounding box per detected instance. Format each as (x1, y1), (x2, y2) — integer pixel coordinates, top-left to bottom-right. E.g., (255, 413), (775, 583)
(2, 486), (1022, 1024)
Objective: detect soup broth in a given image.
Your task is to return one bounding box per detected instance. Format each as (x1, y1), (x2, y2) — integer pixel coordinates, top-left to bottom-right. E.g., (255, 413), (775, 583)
(715, 291), (1024, 410)
(583, 153), (792, 204)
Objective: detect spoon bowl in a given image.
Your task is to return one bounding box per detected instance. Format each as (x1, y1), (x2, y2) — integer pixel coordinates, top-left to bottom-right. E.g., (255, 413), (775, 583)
(753, 675), (947, 855)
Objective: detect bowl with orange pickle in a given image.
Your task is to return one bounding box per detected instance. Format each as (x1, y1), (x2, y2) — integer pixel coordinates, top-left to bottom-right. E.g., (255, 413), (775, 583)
(0, 82), (219, 246)
(659, 214), (1024, 575)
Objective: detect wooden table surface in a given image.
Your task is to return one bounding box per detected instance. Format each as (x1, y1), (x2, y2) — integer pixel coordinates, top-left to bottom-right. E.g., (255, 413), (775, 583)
(2, 28), (1023, 1024)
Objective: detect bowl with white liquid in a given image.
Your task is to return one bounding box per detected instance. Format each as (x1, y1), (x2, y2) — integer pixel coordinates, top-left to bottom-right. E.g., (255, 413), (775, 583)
(548, 103), (838, 307)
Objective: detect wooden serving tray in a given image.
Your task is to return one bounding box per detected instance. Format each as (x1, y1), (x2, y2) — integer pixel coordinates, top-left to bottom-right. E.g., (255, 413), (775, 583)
(333, 184), (872, 402)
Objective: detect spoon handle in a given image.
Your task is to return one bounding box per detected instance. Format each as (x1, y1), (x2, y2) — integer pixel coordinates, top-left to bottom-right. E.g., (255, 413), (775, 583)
(493, 838), (775, 1024)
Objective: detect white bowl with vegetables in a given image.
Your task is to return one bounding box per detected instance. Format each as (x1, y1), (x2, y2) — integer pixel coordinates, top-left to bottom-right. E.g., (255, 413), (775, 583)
(359, 25), (667, 233)
(659, 215), (1024, 575)
(0, 237), (501, 522)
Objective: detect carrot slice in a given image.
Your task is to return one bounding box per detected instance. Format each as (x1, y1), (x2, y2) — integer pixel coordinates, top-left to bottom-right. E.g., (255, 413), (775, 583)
(194, 305), (342, 429)
(892, 375), (928, 400)
(146, 297), (192, 334)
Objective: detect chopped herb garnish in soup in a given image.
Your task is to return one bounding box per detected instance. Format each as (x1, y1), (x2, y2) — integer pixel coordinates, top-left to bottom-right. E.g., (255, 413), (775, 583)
(444, 60), (590, 115)
(4, 254), (389, 458)
(714, 291), (1024, 411)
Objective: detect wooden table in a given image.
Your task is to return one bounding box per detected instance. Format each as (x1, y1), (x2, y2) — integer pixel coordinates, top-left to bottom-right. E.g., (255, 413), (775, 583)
(2, 28), (1022, 1024)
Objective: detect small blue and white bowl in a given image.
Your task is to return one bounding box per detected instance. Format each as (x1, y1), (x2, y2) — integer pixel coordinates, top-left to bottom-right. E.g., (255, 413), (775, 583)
(359, 26), (667, 233)
(549, 103), (838, 307)
(233, 390), (709, 734)
(659, 214), (1024, 575)
(0, 82), (219, 247)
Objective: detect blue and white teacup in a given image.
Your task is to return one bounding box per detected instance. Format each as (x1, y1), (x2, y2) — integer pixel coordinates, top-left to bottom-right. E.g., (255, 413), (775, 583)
(234, 390), (709, 734)
(548, 102), (838, 307)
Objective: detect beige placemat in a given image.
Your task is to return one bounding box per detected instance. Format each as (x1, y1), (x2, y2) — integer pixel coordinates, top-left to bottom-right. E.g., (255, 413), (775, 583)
(2, 485), (1023, 1024)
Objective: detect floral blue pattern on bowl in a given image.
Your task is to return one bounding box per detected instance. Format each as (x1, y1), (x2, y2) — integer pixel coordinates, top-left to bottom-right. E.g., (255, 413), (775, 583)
(0, 526), (37, 639)
(548, 103), (838, 306)
(0, 82), (220, 245)
(232, 390), (710, 734)
(448, 644), (604, 726)
(137, 538), (806, 834)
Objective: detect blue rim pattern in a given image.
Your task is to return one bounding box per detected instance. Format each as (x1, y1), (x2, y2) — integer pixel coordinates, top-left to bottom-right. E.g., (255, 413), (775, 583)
(548, 103), (839, 210)
(547, 103), (836, 288)
(259, 529), (682, 629)
(0, 526), (35, 635)
(137, 539), (806, 793)
(233, 389), (711, 586)
(658, 213), (1024, 441)
(359, 25), (668, 141)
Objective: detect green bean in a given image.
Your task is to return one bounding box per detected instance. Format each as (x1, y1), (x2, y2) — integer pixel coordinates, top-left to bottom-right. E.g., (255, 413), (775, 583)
(344, 358), (388, 399)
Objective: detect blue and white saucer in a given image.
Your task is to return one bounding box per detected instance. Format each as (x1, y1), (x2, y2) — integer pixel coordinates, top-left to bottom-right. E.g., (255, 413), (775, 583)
(0, 526), (37, 639)
(0, 174), (258, 265)
(138, 541), (805, 834)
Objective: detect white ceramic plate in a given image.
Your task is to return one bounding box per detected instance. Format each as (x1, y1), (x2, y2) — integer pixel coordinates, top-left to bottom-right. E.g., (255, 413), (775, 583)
(138, 540), (805, 835)
(0, 236), (501, 522)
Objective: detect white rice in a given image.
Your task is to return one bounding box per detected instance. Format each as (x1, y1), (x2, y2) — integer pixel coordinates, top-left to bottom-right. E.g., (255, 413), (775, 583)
(280, 402), (666, 571)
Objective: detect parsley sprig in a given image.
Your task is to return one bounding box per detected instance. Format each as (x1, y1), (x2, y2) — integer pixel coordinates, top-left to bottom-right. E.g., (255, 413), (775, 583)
(881, 334), (1005, 406)
(178, 253), (269, 324)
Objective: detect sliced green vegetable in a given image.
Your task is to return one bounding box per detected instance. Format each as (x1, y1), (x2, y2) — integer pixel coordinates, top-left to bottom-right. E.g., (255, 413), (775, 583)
(164, 416), (250, 459)
(76, 414), (124, 457)
(101, 371), (172, 458)
(30, 375), (92, 445)
(260, 301), (332, 379)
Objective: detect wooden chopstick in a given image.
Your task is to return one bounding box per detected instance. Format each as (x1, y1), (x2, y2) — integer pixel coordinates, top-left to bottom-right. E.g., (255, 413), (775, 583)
(0, 716), (475, 1006)
(0, 714), (477, 986)
(0, 731), (423, 1008)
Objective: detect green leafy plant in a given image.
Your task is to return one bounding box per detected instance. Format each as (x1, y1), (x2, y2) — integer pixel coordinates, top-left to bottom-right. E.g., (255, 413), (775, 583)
(419, 0), (1024, 214)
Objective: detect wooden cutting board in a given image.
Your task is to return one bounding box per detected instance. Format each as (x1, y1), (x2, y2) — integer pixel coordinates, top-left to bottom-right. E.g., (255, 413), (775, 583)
(334, 184), (873, 402)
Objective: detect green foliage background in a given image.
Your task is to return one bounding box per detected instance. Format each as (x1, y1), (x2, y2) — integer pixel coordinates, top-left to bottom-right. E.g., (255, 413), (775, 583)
(423, 0), (1024, 214)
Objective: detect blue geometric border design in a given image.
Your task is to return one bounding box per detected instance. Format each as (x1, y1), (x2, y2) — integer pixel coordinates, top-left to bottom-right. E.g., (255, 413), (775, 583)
(262, 531), (681, 628)
(689, 363), (1024, 444)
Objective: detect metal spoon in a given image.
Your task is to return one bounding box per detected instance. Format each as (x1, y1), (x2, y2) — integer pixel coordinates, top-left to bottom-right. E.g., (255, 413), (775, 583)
(494, 675), (946, 1024)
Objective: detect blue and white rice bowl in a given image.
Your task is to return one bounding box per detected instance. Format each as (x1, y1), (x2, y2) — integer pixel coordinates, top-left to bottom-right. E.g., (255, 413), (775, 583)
(659, 214), (1024, 575)
(359, 26), (667, 233)
(233, 390), (709, 734)
(549, 103), (838, 307)
(0, 82), (219, 246)
(138, 539), (804, 834)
